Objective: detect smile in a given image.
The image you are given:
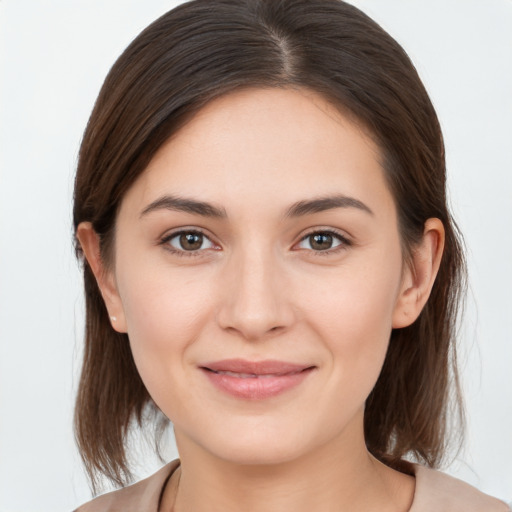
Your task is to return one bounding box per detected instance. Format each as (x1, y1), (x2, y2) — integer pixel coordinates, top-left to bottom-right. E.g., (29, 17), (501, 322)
(209, 370), (303, 379)
(200, 359), (315, 400)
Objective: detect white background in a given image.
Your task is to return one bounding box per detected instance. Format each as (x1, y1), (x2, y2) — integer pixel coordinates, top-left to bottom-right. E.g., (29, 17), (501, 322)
(0, 1), (511, 510)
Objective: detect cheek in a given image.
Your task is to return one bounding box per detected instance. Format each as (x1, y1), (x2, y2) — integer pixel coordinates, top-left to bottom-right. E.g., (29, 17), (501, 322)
(298, 253), (403, 389)
(303, 257), (401, 338)
(314, 295), (396, 436)
(116, 262), (215, 392)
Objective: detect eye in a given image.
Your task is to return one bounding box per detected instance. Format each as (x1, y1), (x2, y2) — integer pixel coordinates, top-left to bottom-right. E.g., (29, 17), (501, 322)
(162, 230), (217, 254)
(296, 230), (350, 253)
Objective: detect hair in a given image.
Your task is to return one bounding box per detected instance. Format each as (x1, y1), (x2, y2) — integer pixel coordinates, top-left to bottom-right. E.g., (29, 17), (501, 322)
(73, 0), (466, 492)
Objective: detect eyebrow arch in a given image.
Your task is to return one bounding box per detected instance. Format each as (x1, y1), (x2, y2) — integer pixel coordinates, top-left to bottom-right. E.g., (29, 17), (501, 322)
(284, 194), (374, 218)
(140, 195), (227, 219)
(140, 193), (373, 220)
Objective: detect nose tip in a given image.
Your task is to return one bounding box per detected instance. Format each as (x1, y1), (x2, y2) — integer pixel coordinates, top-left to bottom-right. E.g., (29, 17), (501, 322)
(220, 311), (288, 342)
(216, 255), (294, 342)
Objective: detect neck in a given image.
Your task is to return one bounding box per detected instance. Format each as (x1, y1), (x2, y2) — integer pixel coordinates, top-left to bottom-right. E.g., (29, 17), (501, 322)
(164, 416), (414, 512)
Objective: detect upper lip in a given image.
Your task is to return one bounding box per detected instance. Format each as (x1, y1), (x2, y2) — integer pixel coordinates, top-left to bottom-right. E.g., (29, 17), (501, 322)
(201, 359), (314, 375)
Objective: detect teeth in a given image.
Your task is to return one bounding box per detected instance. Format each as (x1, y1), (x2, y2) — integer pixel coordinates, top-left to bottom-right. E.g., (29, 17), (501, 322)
(222, 371), (257, 378)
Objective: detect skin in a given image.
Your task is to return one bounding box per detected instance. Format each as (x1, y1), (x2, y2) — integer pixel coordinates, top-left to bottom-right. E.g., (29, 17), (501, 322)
(78, 87), (444, 512)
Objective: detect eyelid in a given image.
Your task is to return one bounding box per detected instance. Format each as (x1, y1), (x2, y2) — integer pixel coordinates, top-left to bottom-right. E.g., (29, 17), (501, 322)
(158, 226), (352, 257)
(159, 227), (221, 256)
(293, 228), (352, 254)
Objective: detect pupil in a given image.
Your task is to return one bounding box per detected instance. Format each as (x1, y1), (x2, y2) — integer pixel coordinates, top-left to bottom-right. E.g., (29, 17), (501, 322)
(311, 233), (332, 250)
(180, 233), (203, 250)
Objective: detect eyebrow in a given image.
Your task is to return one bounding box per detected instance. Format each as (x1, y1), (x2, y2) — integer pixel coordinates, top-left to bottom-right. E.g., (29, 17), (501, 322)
(140, 193), (373, 219)
(140, 195), (227, 219)
(284, 194), (374, 218)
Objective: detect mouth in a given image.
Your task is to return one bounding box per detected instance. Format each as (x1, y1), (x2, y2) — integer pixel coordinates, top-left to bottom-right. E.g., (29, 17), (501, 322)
(206, 370), (303, 378)
(199, 359), (316, 400)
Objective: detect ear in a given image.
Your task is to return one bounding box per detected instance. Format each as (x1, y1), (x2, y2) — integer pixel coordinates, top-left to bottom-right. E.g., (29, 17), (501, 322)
(76, 222), (127, 333)
(392, 218), (445, 329)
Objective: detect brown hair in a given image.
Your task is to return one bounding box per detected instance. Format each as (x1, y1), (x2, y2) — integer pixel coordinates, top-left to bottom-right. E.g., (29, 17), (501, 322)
(73, 0), (466, 491)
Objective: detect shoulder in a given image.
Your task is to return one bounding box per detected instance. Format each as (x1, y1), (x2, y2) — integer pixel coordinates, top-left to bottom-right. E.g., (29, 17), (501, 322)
(73, 460), (180, 512)
(410, 464), (510, 512)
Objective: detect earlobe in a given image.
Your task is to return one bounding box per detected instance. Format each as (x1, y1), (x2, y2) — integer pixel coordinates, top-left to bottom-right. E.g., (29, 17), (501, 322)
(76, 222), (127, 333)
(392, 218), (445, 329)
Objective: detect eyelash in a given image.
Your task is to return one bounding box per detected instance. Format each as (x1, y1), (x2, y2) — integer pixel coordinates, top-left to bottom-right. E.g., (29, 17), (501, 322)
(297, 229), (352, 256)
(159, 229), (352, 257)
(160, 229), (217, 258)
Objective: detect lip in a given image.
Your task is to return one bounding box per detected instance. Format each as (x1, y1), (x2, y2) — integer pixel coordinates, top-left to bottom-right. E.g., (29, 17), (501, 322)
(200, 359), (315, 400)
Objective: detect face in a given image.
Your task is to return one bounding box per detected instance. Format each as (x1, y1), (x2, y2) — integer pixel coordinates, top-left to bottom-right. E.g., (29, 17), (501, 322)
(101, 88), (415, 465)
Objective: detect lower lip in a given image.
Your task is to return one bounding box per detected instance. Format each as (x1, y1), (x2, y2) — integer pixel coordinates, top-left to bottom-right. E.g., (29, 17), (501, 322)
(201, 368), (314, 400)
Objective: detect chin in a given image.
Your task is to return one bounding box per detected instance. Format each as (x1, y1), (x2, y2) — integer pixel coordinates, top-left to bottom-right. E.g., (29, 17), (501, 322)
(192, 422), (317, 467)
(216, 444), (305, 467)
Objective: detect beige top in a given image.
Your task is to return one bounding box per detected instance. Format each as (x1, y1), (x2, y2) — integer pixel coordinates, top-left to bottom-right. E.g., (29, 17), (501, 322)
(74, 460), (510, 512)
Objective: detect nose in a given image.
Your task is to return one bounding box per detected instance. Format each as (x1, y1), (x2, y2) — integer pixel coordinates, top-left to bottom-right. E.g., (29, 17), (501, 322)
(216, 248), (295, 342)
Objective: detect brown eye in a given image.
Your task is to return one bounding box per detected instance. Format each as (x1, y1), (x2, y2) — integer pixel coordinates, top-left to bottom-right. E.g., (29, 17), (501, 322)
(165, 230), (216, 253)
(180, 232), (204, 250)
(296, 230), (349, 252)
(309, 233), (334, 250)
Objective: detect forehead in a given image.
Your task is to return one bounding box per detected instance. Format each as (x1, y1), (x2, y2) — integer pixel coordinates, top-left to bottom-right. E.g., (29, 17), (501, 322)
(120, 87), (393, 220)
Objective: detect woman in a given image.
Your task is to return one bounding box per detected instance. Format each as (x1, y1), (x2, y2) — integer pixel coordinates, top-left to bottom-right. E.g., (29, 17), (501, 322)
(72, 0), (509, 510)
